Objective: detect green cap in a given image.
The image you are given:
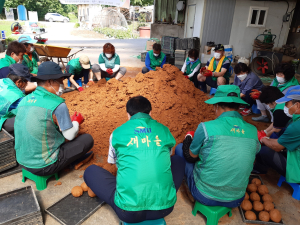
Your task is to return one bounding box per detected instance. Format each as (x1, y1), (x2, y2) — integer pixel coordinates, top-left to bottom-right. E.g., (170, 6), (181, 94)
(205, 85), (248, 105)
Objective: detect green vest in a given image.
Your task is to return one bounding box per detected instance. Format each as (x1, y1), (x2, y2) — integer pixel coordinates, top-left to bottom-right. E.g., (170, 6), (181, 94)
(0, 78), (25, 129)
(148, 50), (165, 70)
(0, 55), (16, 69)
(272, 76), (299, 92)
(22, 51), (39, 74)
(193, 111), (260, 201)
(210, 56), (231, 82)
(286, 115), (300, 183)
(185, 58), (201, 77)
(67, 58), (83, 76)
(99, 53), (119, 69)
(112, 113), (177, 211)
(15, 86), (65, 169)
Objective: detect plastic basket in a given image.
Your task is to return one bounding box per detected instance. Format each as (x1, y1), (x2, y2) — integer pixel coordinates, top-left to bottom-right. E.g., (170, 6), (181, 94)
(0, 129), (16, 173)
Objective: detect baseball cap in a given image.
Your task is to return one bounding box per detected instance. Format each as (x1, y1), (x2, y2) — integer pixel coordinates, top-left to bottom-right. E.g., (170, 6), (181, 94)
(31, 61), (71, 82)
(276, 85), (300, 104)
(205, 85), (248, 105)
(214, 44), (225, 51)
(18, 35), (37, 44)
(79, 55), (90, 69)
(9, 64), (33, 81)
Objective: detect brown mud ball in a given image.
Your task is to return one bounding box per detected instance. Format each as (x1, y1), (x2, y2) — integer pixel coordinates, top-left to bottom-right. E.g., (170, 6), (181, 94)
(247, 184), (257, 192)
(264, 202), (275, 212)
(245, 211), (257, 220)
(253, 201), (264, 212)
(71, 186), (83, 197)
(88, 188), (96, 197)
(241, 200), (252, 211)
(251, 178), (262, 187)
(259, 211), (270, 222)
(245, 192), (249, 200)
(262, 194), (273, 202)
(270, 209), (282, 223)
(258, 185), (269, 195)
(250, 192), (260, 202)
(81, 182), (89, 192)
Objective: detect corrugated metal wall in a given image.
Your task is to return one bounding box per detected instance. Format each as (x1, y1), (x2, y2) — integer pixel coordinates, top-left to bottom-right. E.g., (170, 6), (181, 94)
(201, 0), (236, 53)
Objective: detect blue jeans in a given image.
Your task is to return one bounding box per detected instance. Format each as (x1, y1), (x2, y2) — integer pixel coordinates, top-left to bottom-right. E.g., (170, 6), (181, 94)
(175, 143), (244, 208)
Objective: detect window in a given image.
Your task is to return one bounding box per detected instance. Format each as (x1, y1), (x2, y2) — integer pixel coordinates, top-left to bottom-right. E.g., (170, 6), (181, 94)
(247, 6), (268, 27)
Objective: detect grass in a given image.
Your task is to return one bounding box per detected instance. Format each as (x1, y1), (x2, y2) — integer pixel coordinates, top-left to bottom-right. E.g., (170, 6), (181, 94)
(0, 21), (25, 44)
(68, 13), (78, 23)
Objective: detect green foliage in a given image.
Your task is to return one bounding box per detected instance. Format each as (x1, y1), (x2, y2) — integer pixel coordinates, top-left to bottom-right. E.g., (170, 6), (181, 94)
(5, 36), (18, 45)
(4, 0), (77, 20)
(68, 12), (78, 23)
(74, 22), (80, 28)
(131, 0), (153, 6)
(94, 27), (138, 39)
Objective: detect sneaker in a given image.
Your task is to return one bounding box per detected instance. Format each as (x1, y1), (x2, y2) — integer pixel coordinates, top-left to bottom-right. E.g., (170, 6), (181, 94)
(252, 116), (270, 123)
(239, 106), (246, 110)
(241, 108), (252, 116)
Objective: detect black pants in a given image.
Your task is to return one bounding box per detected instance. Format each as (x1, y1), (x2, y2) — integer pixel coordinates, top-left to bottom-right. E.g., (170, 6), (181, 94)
(24, 134), (94, 176)
(253, 146), (287, 176)
(84, 155), (185, 223)
(242, 90), (256, 109)
(3, 117), (15, 135)
(66, 65), (90, 84)
(142, 67), (150, 74)
(199, 76), (229, 93)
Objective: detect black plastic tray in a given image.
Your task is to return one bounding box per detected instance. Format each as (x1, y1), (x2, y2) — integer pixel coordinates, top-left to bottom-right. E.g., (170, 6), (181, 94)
(239, 175), (284, 224)
(0, 186), (42, 225)
(45, 191), (105, 225)
(0, 164), (22, 179)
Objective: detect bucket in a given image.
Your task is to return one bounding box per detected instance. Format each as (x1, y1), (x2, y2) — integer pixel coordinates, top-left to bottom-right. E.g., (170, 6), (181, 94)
(139, 27), (150, 38)
(224, 45), (233, 61)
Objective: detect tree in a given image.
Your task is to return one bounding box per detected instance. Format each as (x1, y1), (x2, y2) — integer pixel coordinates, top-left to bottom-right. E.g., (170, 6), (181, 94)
(131, 0), (153, 6)
(4, 0), (77, 20)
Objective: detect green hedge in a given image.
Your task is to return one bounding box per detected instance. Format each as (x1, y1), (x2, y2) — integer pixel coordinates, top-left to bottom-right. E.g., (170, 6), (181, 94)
(94, 27), (138, 39)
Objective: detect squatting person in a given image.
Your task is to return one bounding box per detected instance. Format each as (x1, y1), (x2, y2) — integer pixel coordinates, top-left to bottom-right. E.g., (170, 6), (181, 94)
(142, 43), (166, 74)
(181, 49), (201, 88)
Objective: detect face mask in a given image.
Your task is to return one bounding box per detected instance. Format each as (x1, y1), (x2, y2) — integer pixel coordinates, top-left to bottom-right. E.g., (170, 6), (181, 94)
(237, 73), (247, 81)
(30, 47), (34, 53)
(51, 81), (64, 96)
(276, 76), (286, 84)
(214, 52), (221, 59)
(189, 57), (195, 62)
(266, 104), (275, 110)
(153, 53), (160, 57)
(284, 105), (294, 118)
(105, 53), (112, 58)
(214, 104), (219, 114)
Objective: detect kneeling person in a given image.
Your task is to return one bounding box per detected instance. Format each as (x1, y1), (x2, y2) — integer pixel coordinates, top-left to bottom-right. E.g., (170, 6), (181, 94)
(84, 96), (185, 223)
(176, 85), (260, 207)
(14, 62), (94, 176)
(0, 64), (32, 134)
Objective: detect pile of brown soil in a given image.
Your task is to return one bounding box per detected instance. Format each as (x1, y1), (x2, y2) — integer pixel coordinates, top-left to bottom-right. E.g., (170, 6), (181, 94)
(62, 64), (215, 175)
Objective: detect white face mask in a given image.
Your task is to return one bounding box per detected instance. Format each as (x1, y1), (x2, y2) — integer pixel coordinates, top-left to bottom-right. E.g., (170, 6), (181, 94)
(276, 76), (286, 84)
(30, 46), (35, 53)
(18, 59), (22, 64)
(237, 73), (247, 81)
(189, 57), (195, 62)
(51, 81), (64, 96)
(214, 104), (219, 114)
(105, 53), (112, 58)
(266, 104), (275, 110)
(214, 52), (221, 59)
(284, 105), (294, 118)
(153, 53), (160, 57)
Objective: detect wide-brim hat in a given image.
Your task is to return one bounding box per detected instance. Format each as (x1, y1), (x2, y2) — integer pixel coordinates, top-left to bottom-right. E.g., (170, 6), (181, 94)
(205, 85), (248, 105)
(9, 64), (33, 81)
(31, 61), (71, 82)
(276, 85), (300, 104)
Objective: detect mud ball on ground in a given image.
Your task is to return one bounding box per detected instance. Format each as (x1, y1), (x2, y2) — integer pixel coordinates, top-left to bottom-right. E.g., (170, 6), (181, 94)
(259, 211), (270, 222)
(241, 200), (252, 211)
(269, 209), (282, 223)
(264, 202), (275, 212)
(253, 201), (264, 212)
(262, 194), (273, 202)
(258, 185), (269, 195)
(245, 211), (257, 220)
(250, 192), (260, 202)
(251, 178), (262, 187)
(247, 184), (258, 192)
(244, 192), (249, 200)
(81, 182), (89, 192)
(88, 188), (96, 197)
(71, 186), (83, 197)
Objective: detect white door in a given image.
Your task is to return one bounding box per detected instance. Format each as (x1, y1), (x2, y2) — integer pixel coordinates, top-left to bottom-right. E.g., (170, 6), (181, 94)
(186, 5), (196, 38)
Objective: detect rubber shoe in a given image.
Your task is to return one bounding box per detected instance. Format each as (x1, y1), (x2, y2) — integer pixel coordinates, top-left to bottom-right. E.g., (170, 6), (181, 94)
(252, 116), (270, 123)
(239, 106), (246, 110)
(241, 108), (252, 116)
